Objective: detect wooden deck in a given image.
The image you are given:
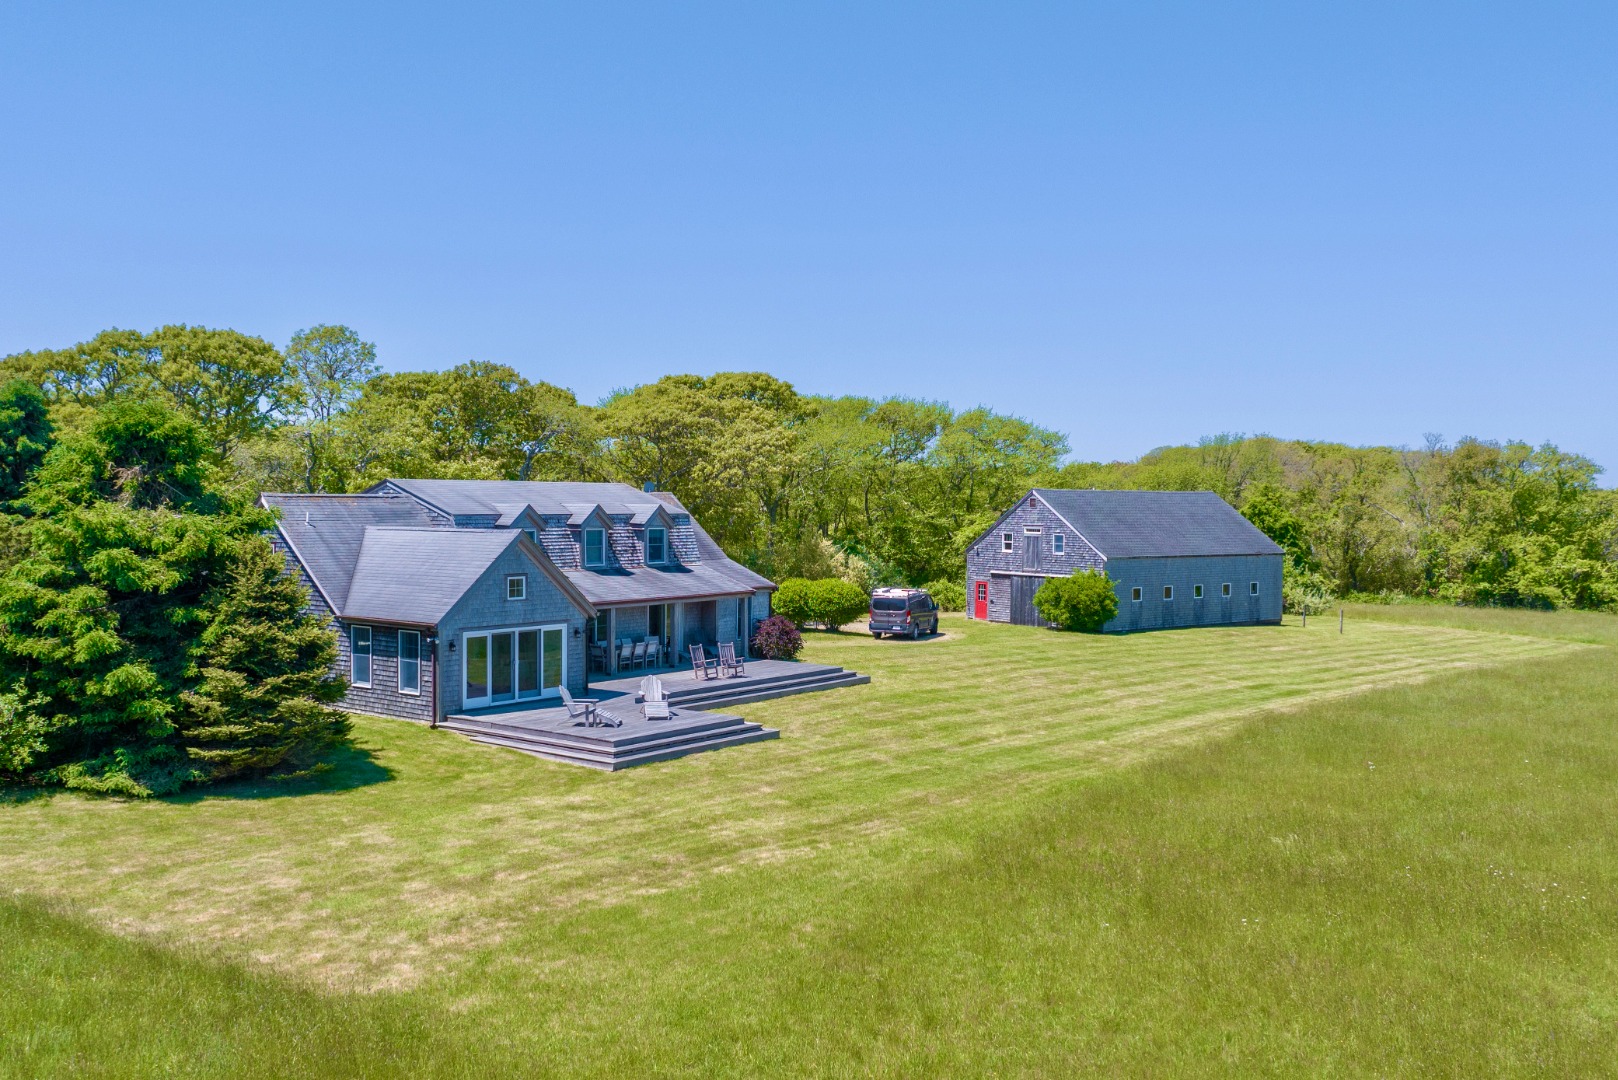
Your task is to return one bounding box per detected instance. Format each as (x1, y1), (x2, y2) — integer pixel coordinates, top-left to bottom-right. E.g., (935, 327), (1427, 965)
(440, 659), (868, 770)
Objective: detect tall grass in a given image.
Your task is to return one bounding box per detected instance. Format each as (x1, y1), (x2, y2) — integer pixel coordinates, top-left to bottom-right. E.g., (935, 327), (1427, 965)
(3, 608), (1615, 1076)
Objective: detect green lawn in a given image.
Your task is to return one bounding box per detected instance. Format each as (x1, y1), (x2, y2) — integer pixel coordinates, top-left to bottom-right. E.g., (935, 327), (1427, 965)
(3, 609), (1616, 1077)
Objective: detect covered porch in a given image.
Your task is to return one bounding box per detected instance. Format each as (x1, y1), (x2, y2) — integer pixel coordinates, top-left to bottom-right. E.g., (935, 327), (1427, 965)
(586, 596), (754, 676)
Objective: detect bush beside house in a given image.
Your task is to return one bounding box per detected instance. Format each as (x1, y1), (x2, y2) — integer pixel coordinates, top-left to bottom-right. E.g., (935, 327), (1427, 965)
(773, 578), (869, 630)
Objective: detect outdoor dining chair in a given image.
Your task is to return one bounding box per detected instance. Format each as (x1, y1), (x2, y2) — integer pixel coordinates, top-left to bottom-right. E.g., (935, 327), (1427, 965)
(617, 639), (635, 671)
(631, 640), (649, 669)
(717, 641), (746, 678)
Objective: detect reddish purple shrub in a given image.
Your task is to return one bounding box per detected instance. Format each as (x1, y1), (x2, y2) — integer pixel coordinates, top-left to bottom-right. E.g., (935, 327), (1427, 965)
(750, 614), (803, 660)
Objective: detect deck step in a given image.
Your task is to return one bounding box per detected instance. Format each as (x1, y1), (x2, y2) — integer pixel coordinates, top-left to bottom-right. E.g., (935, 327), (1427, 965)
(464, 723), (779, 771)
(440, 711), (744, 751)
(669, 670), (870, 710)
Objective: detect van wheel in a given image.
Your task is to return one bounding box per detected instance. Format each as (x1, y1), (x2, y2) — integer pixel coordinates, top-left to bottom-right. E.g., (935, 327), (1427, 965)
(909, 625), (920, 640)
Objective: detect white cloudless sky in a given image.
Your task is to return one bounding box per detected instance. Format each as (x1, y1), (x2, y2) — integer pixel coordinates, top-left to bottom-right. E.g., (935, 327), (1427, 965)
(2, 2), (1614, 474)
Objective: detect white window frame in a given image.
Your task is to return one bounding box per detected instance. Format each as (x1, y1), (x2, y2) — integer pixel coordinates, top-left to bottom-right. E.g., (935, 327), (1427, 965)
(646, 526), (667, 564)
(1131, 587), (1143, 603)
(1194, 584), (1204, 599)
(397, 630), (421, 695)
(1163, 585), (1173, 601)
(461, 623), (568, 709)
(506, 574), (527, 601)
(1250, 581), (1260, 596)
(584, 528), (606, 567)
(350, 625), (372, 688)
(1222, 582), (1232, 598)
(1002, 532), (1014, 553)
(1053, 533), (1065, 555)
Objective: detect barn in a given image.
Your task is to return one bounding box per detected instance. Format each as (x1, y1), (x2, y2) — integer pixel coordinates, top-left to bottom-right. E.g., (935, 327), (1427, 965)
(964, 489), (1284, 632)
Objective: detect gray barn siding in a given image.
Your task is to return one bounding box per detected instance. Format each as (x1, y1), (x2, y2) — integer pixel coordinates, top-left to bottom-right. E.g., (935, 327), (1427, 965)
(966, 494), (1106, 621)
(1102, 555), (1283, 632)
(435, 545), (591, 717)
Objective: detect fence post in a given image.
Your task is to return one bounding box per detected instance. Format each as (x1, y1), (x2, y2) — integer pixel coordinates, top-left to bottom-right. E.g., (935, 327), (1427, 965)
(1339, 607), (1344, 635)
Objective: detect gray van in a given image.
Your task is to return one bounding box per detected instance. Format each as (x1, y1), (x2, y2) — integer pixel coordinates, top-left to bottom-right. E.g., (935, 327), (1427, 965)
(868, 588), (939, 639)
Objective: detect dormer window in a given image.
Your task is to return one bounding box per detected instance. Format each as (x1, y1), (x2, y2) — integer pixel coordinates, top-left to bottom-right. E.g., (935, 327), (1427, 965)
(584, 528), (606, 567)
(646, 526), (667, 564)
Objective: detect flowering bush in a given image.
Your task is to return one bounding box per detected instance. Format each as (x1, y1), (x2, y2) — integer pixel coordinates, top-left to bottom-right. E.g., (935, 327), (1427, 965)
(750, 614), (804, 660)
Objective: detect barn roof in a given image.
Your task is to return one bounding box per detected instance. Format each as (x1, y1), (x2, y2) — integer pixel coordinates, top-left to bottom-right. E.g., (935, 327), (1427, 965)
(1029, 489), (1284, 560)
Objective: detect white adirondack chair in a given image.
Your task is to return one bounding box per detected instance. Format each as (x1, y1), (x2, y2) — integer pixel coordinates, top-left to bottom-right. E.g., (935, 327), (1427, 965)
(639, 675), (670, 720)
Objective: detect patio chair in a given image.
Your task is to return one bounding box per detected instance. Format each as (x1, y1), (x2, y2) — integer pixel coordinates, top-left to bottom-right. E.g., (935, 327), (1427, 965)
(559, 686), (622, 728)
(689, 643), (719, 681)
(717, 641), (746, 678)
(617, 639), (635, 671)
(631, 640), (649, 669)
(644, 636), (661, 668)
(639, 675), (670, 720)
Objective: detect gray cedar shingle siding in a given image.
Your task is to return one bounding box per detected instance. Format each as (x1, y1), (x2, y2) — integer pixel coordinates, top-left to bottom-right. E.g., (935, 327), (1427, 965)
(965, 488), (1284, 632)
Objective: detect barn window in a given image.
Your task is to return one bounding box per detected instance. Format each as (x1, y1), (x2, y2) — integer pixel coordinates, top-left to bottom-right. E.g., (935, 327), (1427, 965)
(1250, 581), (1259, 595)
(507, 574), (527, 601)
(1002, 533), (1013, 553)
(1221, 583), (1232, 598)
(1131, 587), (1142, 602)
(1194, 584), (1204, 599)
(1163, 585), (1173, 600)
(1053, 534), (1065, 555)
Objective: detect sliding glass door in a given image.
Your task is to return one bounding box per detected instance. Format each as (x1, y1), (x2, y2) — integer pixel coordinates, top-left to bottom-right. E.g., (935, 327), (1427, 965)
(462, 625), (566, 709)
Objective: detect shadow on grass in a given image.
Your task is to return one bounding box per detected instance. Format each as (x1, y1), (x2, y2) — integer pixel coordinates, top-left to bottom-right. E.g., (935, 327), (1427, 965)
(168, 741), (394, 803)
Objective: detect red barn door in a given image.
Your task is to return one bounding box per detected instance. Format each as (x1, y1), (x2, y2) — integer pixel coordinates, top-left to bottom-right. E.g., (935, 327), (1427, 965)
(973, 580), (988, 620)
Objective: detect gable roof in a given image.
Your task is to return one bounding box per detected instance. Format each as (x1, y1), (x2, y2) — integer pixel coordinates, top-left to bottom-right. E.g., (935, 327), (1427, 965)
(1026, 489), (1284, 560)
(261, 493), (440, 611)
(343, 528), (594, 625)
(372, 479), (692, 520)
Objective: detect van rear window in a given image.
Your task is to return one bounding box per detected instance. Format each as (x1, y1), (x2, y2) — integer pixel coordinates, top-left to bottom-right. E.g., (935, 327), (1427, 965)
(872, 597), (906, 612)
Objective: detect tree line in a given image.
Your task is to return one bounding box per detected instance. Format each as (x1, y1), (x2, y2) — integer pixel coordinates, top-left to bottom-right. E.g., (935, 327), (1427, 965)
(6, 324), (1616, 612)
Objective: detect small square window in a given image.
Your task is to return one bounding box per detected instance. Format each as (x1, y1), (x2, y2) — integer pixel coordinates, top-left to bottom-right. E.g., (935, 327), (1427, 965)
(1163, 585), (1173, 600)
(1250, 581), (1259, 595)
(1002, 533), (1013, 553)
(1222, 583), (1232, 598)
(1131, 587), (1143, 602)
(1053, 534), (1065, 555)
(523, 528), (538, 544)
(1194, 584), (1204, 599)
(506, 574), (527, 601)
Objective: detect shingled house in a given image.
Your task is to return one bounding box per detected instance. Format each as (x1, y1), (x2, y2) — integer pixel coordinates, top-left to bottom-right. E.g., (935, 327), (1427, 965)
(965, 489), (1283, 632)
(262, 481), (775, 723)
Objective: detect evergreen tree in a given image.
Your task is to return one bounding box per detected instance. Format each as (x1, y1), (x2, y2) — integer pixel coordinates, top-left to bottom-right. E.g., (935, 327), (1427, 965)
(0, 378), (53, 509)
(0, 401), (349, 796)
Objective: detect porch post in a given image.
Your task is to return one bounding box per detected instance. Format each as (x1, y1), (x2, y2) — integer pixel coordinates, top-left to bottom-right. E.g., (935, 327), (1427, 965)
(607, 607), (617, 674)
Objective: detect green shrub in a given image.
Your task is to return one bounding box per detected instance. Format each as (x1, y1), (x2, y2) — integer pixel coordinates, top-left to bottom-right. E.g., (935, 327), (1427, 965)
(772, 577), (871, 630)
(808, 578), (869, 630)
(1033, 571), (1118, 632)
(922, 579), (967, 612)
(772, 578), (815, 626)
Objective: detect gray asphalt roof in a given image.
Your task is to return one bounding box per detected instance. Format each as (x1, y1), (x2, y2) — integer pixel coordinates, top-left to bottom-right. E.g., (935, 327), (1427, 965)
(375, 479), (690, 519)
(565, 556), (773, 605)
(1031, 489), (1284, 560)
(261, 493), (441, 610)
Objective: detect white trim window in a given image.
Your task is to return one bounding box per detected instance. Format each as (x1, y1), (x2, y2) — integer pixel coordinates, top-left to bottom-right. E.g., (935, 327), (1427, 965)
(584, 528), (606, 567)
(1163, 585), (1173, 600)
(1131, 587), (1143, 602)
(1002, 532), (1014, 553)
(1194, 584), (1204, 599)
(646, 526), (667, 564)
(398, 630), (421, 695)
(1250, 581), (1260, 596)
(506, 574), (527, 601)
(350, 625), (372, 688)
(1053, 533), (1065, 555)
(1222, 582), (1232, 598)
(523, 527), (538, 544)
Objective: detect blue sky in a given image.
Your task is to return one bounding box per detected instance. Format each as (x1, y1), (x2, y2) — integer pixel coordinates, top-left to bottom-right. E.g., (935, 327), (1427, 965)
(2, 3), (1614, 472)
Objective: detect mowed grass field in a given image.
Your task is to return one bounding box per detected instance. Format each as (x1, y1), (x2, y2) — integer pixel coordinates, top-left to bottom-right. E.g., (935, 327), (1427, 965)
(4, 607), (1617, 1076)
